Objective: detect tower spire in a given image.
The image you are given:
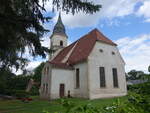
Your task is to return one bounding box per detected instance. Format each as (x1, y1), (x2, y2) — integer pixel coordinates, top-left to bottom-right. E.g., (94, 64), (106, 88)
(52, 13), (67, 37)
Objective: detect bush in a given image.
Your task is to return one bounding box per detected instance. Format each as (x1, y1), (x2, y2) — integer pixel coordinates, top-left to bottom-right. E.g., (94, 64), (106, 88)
(11, 90), (29, 98)
(29, 85), (39, 96)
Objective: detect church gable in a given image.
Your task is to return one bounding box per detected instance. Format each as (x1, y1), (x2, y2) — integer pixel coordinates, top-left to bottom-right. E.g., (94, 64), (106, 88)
(88, 41), (125, 65)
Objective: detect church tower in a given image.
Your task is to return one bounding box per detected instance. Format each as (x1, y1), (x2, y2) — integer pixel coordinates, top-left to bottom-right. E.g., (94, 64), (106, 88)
(49, 13), (68, 59)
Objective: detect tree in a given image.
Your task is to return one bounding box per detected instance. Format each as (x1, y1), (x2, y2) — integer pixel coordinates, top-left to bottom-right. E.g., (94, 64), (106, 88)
(33, 62), (45, 83)
(0, 68), (16, 94)
(0, 0), (101, 71)
(148, 65), (150, 73)
(128, 70), (144, 80)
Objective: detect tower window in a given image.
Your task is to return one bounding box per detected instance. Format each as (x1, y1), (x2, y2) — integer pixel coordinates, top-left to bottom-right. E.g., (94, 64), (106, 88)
(60, 41), (63, 46)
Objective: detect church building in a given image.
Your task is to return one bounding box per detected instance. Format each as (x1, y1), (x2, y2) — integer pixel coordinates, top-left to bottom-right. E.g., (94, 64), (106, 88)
(40, 14), (127, 100)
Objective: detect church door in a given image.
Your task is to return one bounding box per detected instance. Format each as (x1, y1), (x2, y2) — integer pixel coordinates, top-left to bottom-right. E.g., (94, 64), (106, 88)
(59, 84), (65, 98)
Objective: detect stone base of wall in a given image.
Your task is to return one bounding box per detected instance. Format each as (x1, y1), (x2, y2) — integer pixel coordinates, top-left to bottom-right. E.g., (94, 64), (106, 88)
(73, 93), (89, 99)
(89, 92), (127, 100)
(50, 93), (75, 100)
(40, 92), (127, 100)
(40, 93), (51, 100)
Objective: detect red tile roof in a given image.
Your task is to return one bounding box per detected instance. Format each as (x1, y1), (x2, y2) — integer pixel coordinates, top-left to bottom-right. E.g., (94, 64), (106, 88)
(49, 28), (117, 68)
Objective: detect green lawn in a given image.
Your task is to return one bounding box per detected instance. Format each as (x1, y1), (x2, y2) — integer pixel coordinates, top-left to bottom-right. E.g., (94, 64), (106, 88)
(0, 96), (127, 113)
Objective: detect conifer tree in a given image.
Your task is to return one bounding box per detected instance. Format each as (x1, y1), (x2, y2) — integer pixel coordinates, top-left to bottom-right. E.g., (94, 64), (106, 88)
(0, 0), (101, 70)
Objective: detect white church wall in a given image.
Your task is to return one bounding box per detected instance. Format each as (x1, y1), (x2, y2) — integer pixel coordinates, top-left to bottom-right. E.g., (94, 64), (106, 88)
(40, 62), (51, 99)
(88, 41), (127, 99)
(74, 62), (89, 98)
(50, 68), (74, 99)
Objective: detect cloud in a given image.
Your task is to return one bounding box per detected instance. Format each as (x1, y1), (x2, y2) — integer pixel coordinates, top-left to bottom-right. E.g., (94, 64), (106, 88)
(137, 1), (150, 22)
(41, 36), (50, 48)
(41, 0), (150, 27)
(145, 19), (150, 23)
(13, 36), (49, 75)
(26, 61), (43, 71)
(13, 60), (44, 75)
(50, 0), (141, 28)
(99, 0), (139, 18)
(115, 34), (150, 72)
(39, 0), (53, 12)
(14, 36), (73, 75)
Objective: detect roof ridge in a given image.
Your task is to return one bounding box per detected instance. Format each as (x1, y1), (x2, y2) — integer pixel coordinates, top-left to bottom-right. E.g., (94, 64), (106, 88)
(91, 28), (117, 46)
(61, 41), (79, 63)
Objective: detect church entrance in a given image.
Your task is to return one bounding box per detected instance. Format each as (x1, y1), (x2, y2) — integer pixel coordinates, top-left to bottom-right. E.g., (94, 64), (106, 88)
(59, 84), (65, 98)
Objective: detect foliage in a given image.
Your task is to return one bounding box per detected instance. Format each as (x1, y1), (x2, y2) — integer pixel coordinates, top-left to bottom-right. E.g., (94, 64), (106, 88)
(148, 65), (150, 73)
(0, 97), (125, 113)
(41, 82), (150, 113)
(127, 83), (150, 113)
(11, 90), (30, 98)
(0, 0), (101, 71)
(0, 69), (39, 96)
(59, 94), (149, 113)
(127, 70), (145, 80)
(128, 82), (150, 95)
(7, 75), (32, 90)
(0, 62), (46, 96)
(0, 68), (16, 94)
(53, 0), (101, 14)
(33, 62), (45, 83)
(103, 98), (144, 113)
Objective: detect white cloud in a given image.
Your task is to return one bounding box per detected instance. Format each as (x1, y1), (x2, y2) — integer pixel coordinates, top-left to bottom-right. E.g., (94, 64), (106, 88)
(137, 1), (150, 22)
(13, 36), (49, 75)
(50, 0), (141, 28)
(40, 0), (150, 27)
(116, 34), (150, 73)
(41, 36), (50, 48)
(14, 36), (72, 75)
(99, 0), (138, 18)
(13, 60), (44, 75)
(39, 0), (53, 12)
(26, 61), (43, 71)
(145, 18), (150, 23)
(53, 11), (100, 28)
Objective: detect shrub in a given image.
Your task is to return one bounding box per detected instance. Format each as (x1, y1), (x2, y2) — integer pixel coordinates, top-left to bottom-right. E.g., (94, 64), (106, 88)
(12, 90), (29, 98)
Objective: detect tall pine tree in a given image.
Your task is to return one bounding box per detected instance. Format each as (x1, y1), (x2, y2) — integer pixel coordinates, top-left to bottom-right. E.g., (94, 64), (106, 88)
(0, 0), (101, 70)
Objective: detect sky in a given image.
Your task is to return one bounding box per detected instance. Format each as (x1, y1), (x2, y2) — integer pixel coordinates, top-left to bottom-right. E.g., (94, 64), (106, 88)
(14, 0), (150, 74)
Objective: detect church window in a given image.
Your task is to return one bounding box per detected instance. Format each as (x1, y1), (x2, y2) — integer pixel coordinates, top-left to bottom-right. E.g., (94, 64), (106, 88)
(43, 83), (45, 92)
(47, 67), (49, 75)
(76, 68), (80, 88)
(60, 41), (63, 46)
(99, 67), (106, 88)
(99, 49), (103, 52)
(112, 68), (119, 88)
(112, 51), (115, 55)
(44, 68), (46, 75)
(46, 83), (48, 93)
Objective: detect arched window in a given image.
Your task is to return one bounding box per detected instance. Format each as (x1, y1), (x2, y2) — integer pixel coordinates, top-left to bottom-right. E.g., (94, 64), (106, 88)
(60, 41), (63, 46)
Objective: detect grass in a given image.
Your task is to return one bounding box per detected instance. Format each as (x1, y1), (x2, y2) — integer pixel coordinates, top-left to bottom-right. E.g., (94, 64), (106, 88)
(0, 96), (127, 113)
